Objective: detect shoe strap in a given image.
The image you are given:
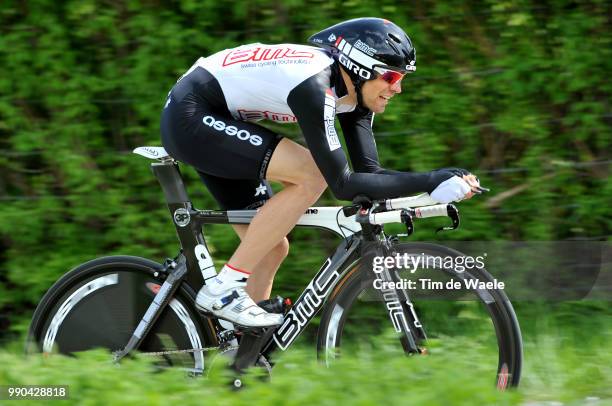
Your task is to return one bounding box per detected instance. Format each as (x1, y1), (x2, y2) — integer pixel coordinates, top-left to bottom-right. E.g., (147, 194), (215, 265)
(212, 290), (241, 310)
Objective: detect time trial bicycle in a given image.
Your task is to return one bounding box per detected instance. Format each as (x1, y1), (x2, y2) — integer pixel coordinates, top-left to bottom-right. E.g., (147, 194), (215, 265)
(26, 146), (522, 389)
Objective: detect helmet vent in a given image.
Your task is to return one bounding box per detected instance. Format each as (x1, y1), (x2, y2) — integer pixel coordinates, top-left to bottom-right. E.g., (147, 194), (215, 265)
(387, 33), (402, 43)
(386, 39), (400, 54)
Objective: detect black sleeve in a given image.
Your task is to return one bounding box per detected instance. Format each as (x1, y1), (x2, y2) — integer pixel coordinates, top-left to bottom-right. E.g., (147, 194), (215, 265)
(338, 110), (384, 173)
(338, 110), (410, 175)
(287, 69), (458, 201)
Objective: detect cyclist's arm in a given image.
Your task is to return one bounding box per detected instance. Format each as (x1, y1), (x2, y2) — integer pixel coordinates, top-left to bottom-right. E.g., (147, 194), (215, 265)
(337, 110), (383, 173)
(339, 110), (431, 176)
(287, 71), (457, 200)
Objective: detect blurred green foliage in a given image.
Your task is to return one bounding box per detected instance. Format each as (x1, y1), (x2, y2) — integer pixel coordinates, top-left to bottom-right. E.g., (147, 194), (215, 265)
(1, 305), (611, 404)
(0, 0), (610, 343)
(0, 346), (524, 405)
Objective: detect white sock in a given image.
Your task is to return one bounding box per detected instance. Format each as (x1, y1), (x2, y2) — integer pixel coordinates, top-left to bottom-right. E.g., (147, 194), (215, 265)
(208, 264), (251, 294)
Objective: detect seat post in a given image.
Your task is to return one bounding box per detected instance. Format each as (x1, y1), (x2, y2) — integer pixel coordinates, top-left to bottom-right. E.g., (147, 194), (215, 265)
(151, 161), (213, 288)
(151, 161), (191, 205)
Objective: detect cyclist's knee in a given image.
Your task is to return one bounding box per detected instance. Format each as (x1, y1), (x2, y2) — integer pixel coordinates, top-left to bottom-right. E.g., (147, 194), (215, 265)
(302, 169), (327, 199)
(274, 237), (290, 261)
(293, 155), (327, 198)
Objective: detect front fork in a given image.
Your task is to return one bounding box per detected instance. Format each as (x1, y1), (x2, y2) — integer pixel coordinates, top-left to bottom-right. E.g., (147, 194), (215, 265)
(356, 205), (426, 355)
(375, 240), (427, 354)
(377, 250), (427, 354)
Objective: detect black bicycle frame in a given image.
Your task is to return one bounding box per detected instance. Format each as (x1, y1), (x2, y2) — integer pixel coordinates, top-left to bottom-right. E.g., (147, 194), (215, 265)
(115, 159), (424, 362)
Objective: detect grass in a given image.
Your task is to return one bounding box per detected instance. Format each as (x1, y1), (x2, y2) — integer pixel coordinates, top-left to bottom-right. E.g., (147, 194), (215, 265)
(1, 304), (611, 405)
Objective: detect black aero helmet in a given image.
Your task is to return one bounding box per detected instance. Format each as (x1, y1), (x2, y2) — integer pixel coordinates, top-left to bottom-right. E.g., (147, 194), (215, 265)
(308, 17), (416, 82)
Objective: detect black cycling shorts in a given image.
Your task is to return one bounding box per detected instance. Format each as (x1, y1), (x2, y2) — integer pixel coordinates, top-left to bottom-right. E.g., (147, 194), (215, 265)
(161, 67), (282, 210)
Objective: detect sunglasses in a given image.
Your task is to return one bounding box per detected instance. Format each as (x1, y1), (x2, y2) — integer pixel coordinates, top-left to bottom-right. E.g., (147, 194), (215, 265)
(373, 67), (408, 85)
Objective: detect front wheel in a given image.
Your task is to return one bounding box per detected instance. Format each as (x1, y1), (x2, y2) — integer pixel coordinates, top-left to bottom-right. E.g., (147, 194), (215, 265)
(27, 256), (217, 374)
(317, 242), (522, 388)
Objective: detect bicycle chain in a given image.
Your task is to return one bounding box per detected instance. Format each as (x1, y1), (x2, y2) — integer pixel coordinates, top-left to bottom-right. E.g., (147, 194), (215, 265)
(137, 330), (236, 357)
(131, 331), (272, 375)
(139, 344), (272, 379)
(137, 346), (222, 357)
(137, 344), (273, 376)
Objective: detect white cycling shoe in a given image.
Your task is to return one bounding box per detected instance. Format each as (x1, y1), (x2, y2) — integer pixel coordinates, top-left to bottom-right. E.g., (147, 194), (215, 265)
(195, 284), (284, 328)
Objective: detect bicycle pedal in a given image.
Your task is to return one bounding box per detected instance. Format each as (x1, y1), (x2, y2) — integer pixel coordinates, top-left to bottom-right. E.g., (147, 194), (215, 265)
(233, 325), (269, 336)
(196, 307), (277, 335)
(257, 296), (292, 314)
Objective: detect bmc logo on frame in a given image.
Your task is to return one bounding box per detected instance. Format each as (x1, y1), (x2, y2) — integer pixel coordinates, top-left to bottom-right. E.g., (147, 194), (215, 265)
(273, 258), (340, 350)
(202, 116), (263, 146)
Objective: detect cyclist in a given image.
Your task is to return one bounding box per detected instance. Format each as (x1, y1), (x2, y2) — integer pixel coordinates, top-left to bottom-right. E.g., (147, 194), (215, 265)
(160, 17), (480, 328)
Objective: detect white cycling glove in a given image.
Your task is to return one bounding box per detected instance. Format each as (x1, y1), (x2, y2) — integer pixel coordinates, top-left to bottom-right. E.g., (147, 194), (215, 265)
(430, 176), (471, 203)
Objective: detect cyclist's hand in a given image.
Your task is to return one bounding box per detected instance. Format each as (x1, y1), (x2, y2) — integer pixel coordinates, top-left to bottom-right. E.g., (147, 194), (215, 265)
(430, 176), (472, 203)
(461, 173), (481, 200)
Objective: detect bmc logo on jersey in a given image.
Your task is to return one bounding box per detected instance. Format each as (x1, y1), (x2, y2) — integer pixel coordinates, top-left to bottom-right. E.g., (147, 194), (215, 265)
(238, 109), (297, 123)
(338, 54), (371, 80)
(222, 46), (315, 67)
(202, 116), (263, 146)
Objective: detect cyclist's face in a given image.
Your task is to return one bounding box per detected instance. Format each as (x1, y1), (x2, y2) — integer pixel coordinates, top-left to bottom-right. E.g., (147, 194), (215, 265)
(361, 75), (402, 113)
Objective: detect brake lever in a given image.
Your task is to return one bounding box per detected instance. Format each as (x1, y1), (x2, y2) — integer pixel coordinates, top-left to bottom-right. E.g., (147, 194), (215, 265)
(343, 195), (376, 217)
(434, 184), (485, 233)
(395, 209), (414, 238)
(435, 204), (460, 233)
(342, 205), (359, 217)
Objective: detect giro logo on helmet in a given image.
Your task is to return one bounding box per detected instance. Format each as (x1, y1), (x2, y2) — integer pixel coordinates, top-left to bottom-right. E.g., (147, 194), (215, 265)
(202, 116), (263, 146)
(338, 54), (371, 80)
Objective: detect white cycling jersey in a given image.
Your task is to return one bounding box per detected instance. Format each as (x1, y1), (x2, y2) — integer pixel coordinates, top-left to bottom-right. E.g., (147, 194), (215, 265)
(183, 43), (345, 123)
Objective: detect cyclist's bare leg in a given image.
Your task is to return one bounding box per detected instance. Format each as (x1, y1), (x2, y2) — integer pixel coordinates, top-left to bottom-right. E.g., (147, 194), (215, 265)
(227, 138), (326, 279)
(232, 225), (289, 302)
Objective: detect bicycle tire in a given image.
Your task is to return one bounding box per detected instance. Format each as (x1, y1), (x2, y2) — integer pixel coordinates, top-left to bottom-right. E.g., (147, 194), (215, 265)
(316, 242), (522, 388)
(26, 255), (217, 374)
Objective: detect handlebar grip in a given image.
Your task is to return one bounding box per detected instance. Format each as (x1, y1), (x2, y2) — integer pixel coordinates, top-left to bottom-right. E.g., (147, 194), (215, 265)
(368, 210), (404, 225)
(386, 193), (438, 210)
(414, 204), (449, 218)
